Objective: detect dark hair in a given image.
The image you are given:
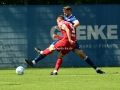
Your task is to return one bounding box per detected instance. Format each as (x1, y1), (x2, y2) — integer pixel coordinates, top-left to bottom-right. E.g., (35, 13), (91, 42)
(63, 6), (72, 11)
(57, 15), (64, 20)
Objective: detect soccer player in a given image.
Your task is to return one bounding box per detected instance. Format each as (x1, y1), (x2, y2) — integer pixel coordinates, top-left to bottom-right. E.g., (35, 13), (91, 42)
(25, 6), (105, 75)
(25, 15), (76, 70)
(50, 6), (105, 75)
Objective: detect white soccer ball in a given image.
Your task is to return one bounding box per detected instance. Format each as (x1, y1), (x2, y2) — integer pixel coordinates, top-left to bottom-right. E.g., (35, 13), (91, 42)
(16, 66), (24, 75)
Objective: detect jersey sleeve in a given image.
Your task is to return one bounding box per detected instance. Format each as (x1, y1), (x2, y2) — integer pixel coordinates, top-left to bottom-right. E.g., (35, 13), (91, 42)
(70, 17), (77, 24)
(61, 24), (66, 30)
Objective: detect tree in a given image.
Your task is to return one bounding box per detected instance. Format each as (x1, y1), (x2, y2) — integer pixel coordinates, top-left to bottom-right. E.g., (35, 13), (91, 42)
(0, 0), (120, 5)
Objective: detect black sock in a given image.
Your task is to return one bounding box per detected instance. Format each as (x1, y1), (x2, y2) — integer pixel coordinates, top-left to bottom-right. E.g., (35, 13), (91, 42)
(85, 57), (97, 70)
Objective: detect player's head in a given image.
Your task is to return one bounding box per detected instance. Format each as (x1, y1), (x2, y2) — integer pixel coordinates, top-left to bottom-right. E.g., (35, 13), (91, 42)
(56, 15), (64, 24)
(63, 6), (72, 17)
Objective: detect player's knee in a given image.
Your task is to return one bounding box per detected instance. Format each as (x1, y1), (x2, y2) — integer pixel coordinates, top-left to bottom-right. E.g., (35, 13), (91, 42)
(58, 52), (64, 58)
(74, 49), (83, 54)
(49, 45), (56, 52)
(74, 49), (86, 59)
(49, 44), (54, 48)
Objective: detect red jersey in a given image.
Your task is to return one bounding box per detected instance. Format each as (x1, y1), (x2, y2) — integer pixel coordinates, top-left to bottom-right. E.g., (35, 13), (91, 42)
(58, 20), (76, 41)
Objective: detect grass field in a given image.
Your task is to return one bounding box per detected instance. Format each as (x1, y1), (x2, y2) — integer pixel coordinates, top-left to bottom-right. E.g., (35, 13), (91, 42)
(0, 67), (120, 90)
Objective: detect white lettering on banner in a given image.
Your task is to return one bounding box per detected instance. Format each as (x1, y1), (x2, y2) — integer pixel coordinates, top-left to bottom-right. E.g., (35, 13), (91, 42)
(87, 25), (106, 39)
(107, 25), (118, 39)
(79, 44), (119, 49)
(76, 25), (118, 40)
(50, 25), (118, 40)
(76, 25), (86, 40)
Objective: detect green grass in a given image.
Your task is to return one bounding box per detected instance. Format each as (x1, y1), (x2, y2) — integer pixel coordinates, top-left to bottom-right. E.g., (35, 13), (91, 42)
(0, 67), (120, 90)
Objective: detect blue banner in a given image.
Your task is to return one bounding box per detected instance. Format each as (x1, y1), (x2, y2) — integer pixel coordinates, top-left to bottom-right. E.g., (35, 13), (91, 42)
(0, 5), (119, 68)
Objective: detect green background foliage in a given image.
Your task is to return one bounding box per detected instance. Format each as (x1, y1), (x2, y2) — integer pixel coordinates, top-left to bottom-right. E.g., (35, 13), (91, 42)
(0, 0), (120, 5)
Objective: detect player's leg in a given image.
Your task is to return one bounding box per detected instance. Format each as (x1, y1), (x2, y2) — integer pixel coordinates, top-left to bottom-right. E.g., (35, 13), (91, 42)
(73, 49), (97, 69)
(25, 40), (59, 67)
(50, 42), (75, 75)
(73, 41), (105, 74)
(32, 45), (56, 64)
(33, 40), (60, 63)
(25, 44), (57, 67)
(25, 54), (46, 67)
(50, 52), (64, 75)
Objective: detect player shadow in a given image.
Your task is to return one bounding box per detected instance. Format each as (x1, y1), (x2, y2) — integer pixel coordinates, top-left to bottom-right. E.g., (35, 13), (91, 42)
(1, 83), (21, 85)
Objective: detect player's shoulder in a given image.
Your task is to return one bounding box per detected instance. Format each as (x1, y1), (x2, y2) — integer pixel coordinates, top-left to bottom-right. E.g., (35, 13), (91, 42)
(71, 14), (76, 17)
(70, 14), (76, 18)
(60, 21), (70, 27)
(69, 14), (78, 22)
(63, 20), (71, 25)
(64, 14), (75, 17)
(58, 21), (67, 28)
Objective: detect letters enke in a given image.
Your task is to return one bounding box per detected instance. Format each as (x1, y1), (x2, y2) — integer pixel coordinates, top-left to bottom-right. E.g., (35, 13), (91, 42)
(50, 25), (118, 40)
(76, 25), (118, 40)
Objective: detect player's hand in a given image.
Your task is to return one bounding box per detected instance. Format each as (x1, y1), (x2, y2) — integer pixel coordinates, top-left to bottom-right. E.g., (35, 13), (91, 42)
(69, 40), (75, 45)
(52, 34), (56, 38)
(52, 34), (59, 39)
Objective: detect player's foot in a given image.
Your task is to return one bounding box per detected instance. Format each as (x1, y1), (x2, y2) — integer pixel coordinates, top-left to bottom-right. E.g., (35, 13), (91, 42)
(50, 72), (58, 75)
(34, 47), (41, 54)
(96, 69), (105, 74)
(25, 59), (34, 67)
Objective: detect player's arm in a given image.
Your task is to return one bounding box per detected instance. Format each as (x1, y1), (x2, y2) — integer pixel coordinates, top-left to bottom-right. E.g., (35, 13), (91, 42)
(73, 20), (80, 28)
(52, 34), (63, 39)
(61, 24), (74, 44)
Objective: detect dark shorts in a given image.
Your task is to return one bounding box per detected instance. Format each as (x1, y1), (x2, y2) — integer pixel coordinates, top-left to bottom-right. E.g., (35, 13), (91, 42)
(51, 40), (81, 51)
(72, 41), (81, 50)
